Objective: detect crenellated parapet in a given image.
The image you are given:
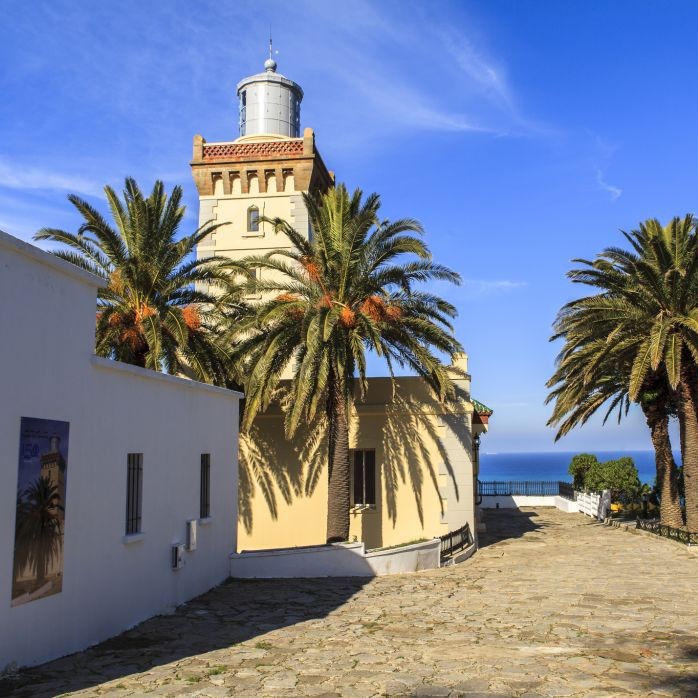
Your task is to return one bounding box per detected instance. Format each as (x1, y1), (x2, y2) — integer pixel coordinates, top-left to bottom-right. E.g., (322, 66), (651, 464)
(191, 128), (334, 198)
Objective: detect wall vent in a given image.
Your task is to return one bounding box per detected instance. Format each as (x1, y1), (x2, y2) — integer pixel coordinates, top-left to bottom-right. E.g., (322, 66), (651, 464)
(172, 543), (185, 570)
(186, 519), (197, 551)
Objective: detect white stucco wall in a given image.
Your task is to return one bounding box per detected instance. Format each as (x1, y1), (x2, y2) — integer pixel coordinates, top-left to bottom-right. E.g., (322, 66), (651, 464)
(230, 538), (442, 578)
(0, 231), (240, 670)
(479, 495), (580, 512)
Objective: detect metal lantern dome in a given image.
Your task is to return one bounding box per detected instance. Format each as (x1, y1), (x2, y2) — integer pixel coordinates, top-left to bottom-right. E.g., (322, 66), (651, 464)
(236, 51), (303, 138)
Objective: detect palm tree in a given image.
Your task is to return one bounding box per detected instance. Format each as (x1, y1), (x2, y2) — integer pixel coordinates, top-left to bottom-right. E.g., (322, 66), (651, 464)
(548, 348), (683, 526)
(35, 178), (248, 386)
(13, 476), (63, 590)
(548, 216), (698, 529)
(236, 184), (463, 542)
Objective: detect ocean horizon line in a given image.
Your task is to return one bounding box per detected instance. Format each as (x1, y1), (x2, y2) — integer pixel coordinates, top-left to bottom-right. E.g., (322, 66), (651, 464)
(482, 449), (661, 456)
(479, 450), (668, 484)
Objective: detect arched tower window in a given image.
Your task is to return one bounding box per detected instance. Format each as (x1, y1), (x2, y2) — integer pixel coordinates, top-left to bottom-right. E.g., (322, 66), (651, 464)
(247, 206), (260, 232)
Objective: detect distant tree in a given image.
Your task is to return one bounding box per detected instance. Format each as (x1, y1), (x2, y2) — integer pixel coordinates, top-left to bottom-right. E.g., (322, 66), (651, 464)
(585, 457), (641, 502)
(35, 178), (249, 386)
(568, 453), (598, 490)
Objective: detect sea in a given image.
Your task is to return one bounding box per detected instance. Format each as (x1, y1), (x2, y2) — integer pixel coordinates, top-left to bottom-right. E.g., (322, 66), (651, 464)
(479, 451), (675, 487)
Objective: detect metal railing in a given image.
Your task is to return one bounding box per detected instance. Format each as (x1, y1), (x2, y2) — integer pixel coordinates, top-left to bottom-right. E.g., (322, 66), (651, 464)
(477, 480), (569, 497)
(636, 518), (698, 545)
(558, 482), (575, 501)
(439, 522), (473, 560)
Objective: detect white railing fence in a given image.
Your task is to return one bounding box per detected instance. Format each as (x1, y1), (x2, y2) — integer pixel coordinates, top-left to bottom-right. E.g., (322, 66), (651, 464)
(575, 491), (602, 518)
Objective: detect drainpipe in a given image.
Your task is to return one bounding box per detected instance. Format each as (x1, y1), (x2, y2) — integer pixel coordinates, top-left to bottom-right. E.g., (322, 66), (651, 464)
(473, 435), (482, 504)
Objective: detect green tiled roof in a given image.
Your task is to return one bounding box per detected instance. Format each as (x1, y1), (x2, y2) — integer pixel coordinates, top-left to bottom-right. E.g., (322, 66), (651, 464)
(472, 398), (493, 415)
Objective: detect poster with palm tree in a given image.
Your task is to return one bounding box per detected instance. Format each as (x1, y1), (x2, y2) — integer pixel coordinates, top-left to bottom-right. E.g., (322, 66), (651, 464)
(12, 417), (69, 606)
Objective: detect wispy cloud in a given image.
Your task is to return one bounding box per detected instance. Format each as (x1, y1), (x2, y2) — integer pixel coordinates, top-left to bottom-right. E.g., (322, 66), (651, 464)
(588, 132), (622, 201)
(294, 0), (548, 142)
(0, 159), (103, 197)
(461, 279), (527, 297)
(436, 27), (513, 108)
(342, 69), (493, 135)
(595, 167), (622, 201)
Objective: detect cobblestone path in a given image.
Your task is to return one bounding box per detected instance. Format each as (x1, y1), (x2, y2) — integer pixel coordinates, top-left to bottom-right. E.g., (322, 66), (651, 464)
(3, 508), (697, 697)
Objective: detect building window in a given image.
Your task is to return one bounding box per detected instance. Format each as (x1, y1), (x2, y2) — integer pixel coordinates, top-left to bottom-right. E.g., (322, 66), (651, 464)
(126, 453), (143, 535)
(200, 454), (211, 519)
(245, 267), (261, 297)
(351, 449), (376, 507)
(247, 206), (260, 232)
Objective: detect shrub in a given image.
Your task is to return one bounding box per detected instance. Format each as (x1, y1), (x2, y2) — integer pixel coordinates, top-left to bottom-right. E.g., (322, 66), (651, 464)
(568, 453), (598, 489)
(584, 456), (641, 502)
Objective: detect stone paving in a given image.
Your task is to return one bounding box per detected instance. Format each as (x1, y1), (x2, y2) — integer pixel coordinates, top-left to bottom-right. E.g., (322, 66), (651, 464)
(3, 508), (698, 697)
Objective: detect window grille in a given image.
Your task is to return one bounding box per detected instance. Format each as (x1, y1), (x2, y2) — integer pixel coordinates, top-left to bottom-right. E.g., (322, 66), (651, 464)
(351, 449), (376, 506)
(200, 454), (211, 519)
(126, 453), (143, 535)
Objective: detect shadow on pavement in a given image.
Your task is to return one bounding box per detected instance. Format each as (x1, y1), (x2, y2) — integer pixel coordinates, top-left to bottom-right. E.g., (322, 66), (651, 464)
(478, 507), (547, 548)
(587, 632), (698, 697)
(0, 575), (370, 698)
(644, 637), (698, 696)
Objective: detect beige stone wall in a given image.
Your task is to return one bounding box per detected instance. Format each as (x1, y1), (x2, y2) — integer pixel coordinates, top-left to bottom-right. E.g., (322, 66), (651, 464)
(197, 190), (308, 264)
(191, 129), (330, 301)
(237, 375), (477, 552)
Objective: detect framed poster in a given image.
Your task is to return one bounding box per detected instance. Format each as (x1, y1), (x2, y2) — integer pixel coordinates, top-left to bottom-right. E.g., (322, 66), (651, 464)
(12, 417), (70, 607)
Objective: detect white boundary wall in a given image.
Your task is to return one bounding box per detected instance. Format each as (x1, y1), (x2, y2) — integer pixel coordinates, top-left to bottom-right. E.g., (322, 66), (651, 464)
(480, 495), (580, 511)
(479, 491), (606, 517)
(230, 538), (442, 578)
(0, 232), (241, 670)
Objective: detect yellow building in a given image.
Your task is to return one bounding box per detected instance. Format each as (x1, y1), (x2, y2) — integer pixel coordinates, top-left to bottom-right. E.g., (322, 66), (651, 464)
(238, 354), (491, 551)
(191, 53), (492, 553)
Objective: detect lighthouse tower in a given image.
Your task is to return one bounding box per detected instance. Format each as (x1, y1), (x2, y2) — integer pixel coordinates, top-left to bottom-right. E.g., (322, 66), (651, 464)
(190, 50), (333, 271)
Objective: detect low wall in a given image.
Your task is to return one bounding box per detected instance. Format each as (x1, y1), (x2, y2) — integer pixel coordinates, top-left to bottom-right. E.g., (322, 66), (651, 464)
(230, 538), (441, 578)
(480, 495), (580, 512)
(366, 538), (441, 575)
(554, 495), (580, 513)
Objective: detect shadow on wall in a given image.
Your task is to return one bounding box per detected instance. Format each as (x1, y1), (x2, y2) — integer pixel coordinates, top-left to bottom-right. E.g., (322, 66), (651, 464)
(239, 388), (471, 544)
(380, 393), (470, 528)
(0, 575), (370, 697)
(238, 415), (327, 535)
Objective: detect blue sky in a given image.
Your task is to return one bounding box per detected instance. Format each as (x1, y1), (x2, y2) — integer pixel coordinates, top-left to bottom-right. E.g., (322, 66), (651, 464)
(2, 0), (696, 453)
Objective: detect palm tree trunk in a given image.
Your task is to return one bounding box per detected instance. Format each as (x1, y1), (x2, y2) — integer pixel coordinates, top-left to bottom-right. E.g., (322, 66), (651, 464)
(326, 379), (351, 543)
(677, 364), (698, 531)
(642, 403), (683, 527)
